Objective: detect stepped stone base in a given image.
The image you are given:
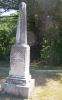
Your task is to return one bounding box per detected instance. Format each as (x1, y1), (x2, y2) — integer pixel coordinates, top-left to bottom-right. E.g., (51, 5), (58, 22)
(1, 77), (35, 98)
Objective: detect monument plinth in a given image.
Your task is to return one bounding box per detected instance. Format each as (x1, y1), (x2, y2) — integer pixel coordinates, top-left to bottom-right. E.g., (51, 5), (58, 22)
(2, 2), (35, 98)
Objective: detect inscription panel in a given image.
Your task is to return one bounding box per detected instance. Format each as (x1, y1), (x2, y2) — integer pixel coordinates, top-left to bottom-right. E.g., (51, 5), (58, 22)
(9, 47), (25, 76)
(10, 47), (25, 67)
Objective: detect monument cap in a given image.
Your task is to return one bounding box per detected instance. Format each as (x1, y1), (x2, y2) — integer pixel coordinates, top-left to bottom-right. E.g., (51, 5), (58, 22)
(19, 2), (26, 9)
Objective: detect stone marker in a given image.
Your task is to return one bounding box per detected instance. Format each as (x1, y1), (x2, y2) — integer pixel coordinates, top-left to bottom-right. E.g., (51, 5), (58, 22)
(1, 2), (35, 98)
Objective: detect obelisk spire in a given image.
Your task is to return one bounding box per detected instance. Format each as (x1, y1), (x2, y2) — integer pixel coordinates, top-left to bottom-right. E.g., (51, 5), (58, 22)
(16, 2), (27, 44)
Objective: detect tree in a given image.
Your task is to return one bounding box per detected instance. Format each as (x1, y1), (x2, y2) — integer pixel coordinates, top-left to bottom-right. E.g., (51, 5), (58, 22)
(41, 0), (62, 65)
(0, 15), (17, 60)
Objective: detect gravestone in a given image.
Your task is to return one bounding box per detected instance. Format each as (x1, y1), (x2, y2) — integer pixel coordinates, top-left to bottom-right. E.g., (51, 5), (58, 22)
(2, 2), (35, 98)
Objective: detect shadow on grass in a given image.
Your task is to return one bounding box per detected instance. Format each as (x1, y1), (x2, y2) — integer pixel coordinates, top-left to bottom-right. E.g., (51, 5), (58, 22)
(30, 69), (62, 86)
(0, 67), (9, 81)
(0, 91), (27, 100)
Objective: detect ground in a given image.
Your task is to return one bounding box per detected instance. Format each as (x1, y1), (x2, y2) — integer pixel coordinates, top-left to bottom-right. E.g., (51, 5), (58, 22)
(0, 68), (62, 100)
(30, 70), (62, 100)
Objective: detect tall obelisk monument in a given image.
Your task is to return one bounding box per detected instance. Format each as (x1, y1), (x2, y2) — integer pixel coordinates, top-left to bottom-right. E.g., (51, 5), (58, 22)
(9, 2), (30, 77)
(2, 2), (35, 98)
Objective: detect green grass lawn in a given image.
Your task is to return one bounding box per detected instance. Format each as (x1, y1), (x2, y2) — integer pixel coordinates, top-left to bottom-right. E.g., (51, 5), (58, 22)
(0, 68), (62, 100)
(31, 60), (62, 70)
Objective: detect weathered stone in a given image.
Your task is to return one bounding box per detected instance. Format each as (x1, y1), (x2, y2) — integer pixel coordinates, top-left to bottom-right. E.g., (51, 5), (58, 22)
(16, 2), (27, 44)
(1, 2), (35, 98)
(2, 79), (35, 98)
(9, 44), (30, 77)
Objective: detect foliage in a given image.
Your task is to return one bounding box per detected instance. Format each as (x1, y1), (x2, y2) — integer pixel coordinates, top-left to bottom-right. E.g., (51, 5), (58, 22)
(0, 15), (17, 60)
(41, 0), (62, 65)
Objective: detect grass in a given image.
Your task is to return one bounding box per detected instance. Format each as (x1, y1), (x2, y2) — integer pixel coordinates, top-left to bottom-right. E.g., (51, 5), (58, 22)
(29, 70), (62, 100)
(0, 61), (9, 67)
(31, 60), (62, 70)
(0, 68), (62, 100)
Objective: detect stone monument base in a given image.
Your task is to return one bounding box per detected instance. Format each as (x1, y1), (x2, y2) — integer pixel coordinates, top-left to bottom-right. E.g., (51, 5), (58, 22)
(2, 76), (35, 98)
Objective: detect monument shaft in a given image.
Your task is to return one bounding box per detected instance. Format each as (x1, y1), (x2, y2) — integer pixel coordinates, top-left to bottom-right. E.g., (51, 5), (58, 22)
(16, 2), (27, 44)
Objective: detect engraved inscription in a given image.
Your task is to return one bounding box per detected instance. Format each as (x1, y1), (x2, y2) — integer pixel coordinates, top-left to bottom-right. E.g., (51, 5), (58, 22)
(10, 47), (25, 67)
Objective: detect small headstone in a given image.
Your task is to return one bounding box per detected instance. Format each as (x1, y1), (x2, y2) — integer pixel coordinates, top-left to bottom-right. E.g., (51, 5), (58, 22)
(1, 2), (35, 98)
